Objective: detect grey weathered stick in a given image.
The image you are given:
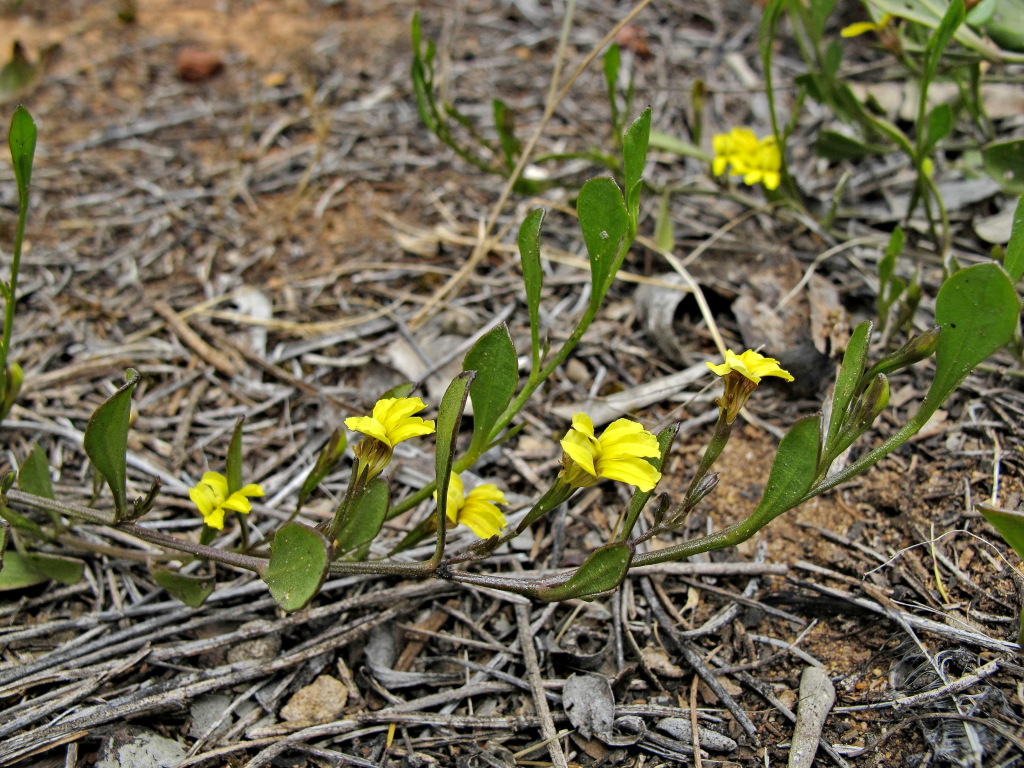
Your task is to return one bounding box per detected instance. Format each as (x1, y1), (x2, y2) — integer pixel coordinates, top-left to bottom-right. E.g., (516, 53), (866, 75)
(789, 667), (836, 768)
(516, 601), (569, 768)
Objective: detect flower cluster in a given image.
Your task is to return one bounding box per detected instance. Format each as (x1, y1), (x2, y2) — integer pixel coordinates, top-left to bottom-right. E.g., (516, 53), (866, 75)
(712, 127), (782, 190)
(559, 413), (662, 492)
(189, 471), (264, 530)
(190, 350), (788, 537)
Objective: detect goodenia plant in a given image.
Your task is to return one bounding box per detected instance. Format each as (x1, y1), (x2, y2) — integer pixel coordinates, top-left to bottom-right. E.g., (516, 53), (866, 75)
(1, 96), (1021, 611)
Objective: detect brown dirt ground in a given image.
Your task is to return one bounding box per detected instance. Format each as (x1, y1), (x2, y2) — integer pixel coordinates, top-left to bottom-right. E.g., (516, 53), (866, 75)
(0, 0), (1022, 766)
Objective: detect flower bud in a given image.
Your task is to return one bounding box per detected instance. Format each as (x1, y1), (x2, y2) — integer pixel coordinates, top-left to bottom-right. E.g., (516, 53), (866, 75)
(852, 374), (889, 433)
(685, 471), (720, 509)
(865, 326), (940, 380)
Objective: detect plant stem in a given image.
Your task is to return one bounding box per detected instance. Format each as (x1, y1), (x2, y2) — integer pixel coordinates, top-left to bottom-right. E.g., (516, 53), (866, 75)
(0, 157), (29, 370)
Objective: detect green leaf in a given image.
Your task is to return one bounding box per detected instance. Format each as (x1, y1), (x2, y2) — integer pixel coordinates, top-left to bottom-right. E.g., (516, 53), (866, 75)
(981, 0), (1024, 51)
(382, 381), (416, 400)
(297, 428), (347, 511)
(1004, 195), (1024, 282)
(433, 371), (474, 547)
(924, 0), (965, 86)
(0, 521), (8, 570)
(647, 130), (709, 160)
(622, 107), (651, 224)
(263, 522), (331, 612)
(978, 503), (1024, 560)
(869, 0), (998, 57)
(983, 140), (1024, 195)
(492, 99), (520, 168)
(750, 414), (822, 526)
(0, 551), (48, 590)
(603, 44), (621, 129)
(654, 191), (674, 253)
(464, 324), (518, 453)
(577, 176), (628, 302)
(9, 105), (36, 197)
(816, 130), (886, 162)
(0, 552), (84, 590)
(153, 569), (215, 608)
(518, 208), (545, 367)
(809, 0), (839, 42)
(924, 104), (953, 152)
(226, 417), (244, 495)
(824, 322), (872, 457)
(535, 542), (633, 601)
(83, 368), (140, 518)
(966, 0), (996, 25)
(18, 443), (53, 500)
(924, 263), (1019, 413)
(335, 477), (389, 554)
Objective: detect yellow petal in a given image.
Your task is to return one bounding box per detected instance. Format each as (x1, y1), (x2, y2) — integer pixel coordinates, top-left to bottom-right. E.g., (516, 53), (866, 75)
(560, 429), (598, 478)
(345, 415), (390, 444)
(457, 499), (506, 538)
(189, 483), (216, 519)
(200, 471), (229, 499)
(840, 20), (877, 37)
(600, 456), (661, 492)
(222, 492), (254, 514)
(570, 412), (596, 439)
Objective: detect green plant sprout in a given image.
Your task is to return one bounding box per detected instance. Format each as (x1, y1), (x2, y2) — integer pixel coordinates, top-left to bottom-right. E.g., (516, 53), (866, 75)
(1, 98), (1020, 611)
(0, 105), (33, 421)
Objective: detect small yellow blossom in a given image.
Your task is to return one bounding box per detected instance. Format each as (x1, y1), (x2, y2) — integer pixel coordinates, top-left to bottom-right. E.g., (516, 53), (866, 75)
(559, 413), (661, 492)
(840, 13), (893, 38)
(345, 397), (436, 477)
(707, 349), (794, 423)
(707, 349), (795, 384)
(189, 471), (264, 530)
(436, 472), (507, 539)
(712, 128), (782, 190)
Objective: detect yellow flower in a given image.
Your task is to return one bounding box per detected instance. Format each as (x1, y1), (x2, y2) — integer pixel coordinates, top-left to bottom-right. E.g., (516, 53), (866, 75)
(345, 397), (435, 477)
(707, 349), (795, 384)
(707, 349), (794, 423)
(712, 128), (781, 190)
(840, 13), (893, 38)
(559, 413), (661, 492)
(189, 471), (264, 530)
(437, 472), (507, 539)
(712, 127), (759, 176)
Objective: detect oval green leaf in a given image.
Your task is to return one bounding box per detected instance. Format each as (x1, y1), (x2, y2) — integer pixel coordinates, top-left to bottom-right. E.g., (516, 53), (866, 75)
(518, 208), (545, 365)
(978, 503), (1024, 560)
(1003, 195), (1024, 282)
(83, 369), (140, 518)
(226, 416), (245, 495)
(335, 477), (390, 554)
(577, 177), (627, 300)
(623, 107), (651, 222)
(9, 105), (36, 198)
(18, 443), (54, 500)
(263, 522), (331, 612)
(983, 139), (1024, 194)
(751, 413), (822, 525)
(153, 569), (215, 608)
(433, 371), (474, 548)
(464, 324), (518, 453)
(823, 322), (872, 462)
(0, 552), (84, 590)
(535, 542), (633, 602)
(924, 263), (1019, 413)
